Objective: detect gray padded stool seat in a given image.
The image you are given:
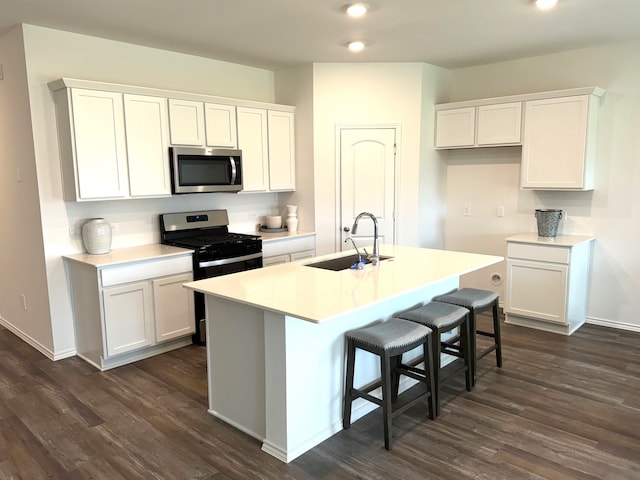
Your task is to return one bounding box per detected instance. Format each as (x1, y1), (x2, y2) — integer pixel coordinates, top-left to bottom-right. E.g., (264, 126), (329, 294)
(343, 318), (436, 450)
(396, 301), (472, 416)
(432, 288), (502, 385)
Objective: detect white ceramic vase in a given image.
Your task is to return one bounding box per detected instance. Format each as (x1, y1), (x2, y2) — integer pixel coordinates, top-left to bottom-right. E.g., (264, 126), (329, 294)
(285, 205), (298, 232)
(82, 218), (112, 254)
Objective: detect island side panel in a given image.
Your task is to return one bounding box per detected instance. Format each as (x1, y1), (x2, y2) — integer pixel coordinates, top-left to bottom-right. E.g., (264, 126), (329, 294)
(262, 276), (458, 463)
(205, 295), (266, 440)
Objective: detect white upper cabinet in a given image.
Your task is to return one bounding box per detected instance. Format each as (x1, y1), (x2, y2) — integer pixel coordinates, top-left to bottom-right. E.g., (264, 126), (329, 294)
(435, 87), (604, 191)
(435, 107), (475, 148)
(476, 102), (522, 145)
(237, 107), (296, 193)
(237, 107), (269, 192)
(435, 102), (522, 149)
(267, 110), (296, 191)
(168, 100), (238, 148)
(205, 103), (238, 148)
(66, 89), (129, 200)
(168, 99), (206, 146)
(51, 84), (173, 201)
(123, 94), (172, 197)
(521, 95), (598, 190)
(49, 78), (296, 200)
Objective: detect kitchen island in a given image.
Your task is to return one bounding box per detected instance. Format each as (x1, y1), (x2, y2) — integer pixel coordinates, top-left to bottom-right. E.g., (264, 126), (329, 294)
(183, 245), (502, 462)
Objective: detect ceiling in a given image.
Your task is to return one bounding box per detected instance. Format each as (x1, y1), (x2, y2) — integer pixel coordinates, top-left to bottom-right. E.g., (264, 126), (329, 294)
(1, 0), (640, 71)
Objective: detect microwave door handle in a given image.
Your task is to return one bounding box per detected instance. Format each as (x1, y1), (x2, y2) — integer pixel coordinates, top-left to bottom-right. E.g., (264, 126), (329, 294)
(229, 157), (237, 184)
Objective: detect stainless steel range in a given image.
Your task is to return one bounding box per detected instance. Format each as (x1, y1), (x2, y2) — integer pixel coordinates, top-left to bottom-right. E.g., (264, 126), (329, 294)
(160, 209), (262, 344)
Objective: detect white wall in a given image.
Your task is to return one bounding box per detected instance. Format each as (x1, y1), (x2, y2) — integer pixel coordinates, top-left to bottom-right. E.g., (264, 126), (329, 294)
(311, 63), (449, 255)
(12, 24), (281, 357)
(418, 63), (452, 248)
(0, 26), (54, 354)
(444, 40), (640, 330)
(274, 65), (315, 232)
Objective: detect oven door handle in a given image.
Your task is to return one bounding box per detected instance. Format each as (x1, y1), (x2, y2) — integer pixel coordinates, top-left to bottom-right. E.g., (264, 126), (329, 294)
(198, 252), (262, 269)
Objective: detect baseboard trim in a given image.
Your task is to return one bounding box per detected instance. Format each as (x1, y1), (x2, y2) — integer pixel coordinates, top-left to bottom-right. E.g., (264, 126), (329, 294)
(0, 316), (70, 360)
(586, 316), (640, 333)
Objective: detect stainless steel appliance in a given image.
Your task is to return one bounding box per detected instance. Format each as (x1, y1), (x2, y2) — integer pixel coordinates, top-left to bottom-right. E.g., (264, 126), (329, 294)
(170, 147), (243, 194)
(160, 209), (262, 344)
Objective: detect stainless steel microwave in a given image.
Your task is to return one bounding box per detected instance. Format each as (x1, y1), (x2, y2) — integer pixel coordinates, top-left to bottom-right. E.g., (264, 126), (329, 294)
(170, 147), (243, 194)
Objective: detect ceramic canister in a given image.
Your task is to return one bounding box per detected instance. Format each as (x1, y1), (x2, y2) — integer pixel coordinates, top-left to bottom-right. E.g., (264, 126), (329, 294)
(82, 218), (112, 254)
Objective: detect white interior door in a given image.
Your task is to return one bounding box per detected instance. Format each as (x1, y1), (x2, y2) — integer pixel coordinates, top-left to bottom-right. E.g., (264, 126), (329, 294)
(339, 127), (397, 253)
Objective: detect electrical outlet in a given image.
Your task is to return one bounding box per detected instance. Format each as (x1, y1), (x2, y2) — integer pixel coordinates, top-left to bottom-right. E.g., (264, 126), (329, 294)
(497, 206), (505, 217)
(21, 294), (27, 311)
(248, 211), (257, 220)
(463, 203), (471, 216)
(111, 222), (119, 232)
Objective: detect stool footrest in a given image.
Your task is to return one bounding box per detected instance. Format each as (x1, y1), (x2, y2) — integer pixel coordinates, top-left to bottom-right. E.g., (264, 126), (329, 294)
(477, 330), (496, 338)
(352, 388), (383, 407)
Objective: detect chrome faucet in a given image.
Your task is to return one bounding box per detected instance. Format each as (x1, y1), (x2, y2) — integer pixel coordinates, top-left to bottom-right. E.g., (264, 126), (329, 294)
(351, 212), (379, 265)
(344, 237), (365, 269)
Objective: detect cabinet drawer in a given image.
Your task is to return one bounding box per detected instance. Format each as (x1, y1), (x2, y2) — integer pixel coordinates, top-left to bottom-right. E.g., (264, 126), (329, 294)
(507, 242), (570, 264)
(262, 235), (316, 258)
(101, 255), (192, 287)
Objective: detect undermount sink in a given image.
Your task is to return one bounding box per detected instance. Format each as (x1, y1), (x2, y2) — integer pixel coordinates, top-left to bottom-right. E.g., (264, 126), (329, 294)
(304, 254), (394, 271)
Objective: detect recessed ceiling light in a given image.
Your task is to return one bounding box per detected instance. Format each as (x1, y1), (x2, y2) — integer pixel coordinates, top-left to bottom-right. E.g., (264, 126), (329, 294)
(348, 41), (365, 52)
(535, 0), (558, 10)
(345, 3), (369, 17)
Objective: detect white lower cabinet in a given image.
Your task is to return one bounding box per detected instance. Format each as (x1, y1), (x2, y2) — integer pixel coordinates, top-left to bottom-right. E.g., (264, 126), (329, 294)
(504, 234), (594, 335)
(103, 281), (155, 357)
(65, 248), (195, 370)
(153, 273), (196, 342)
(262, 234), (316, 266)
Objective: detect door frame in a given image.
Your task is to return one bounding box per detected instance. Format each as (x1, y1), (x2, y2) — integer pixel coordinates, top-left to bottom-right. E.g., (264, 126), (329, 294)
(334, 123), (402, 252)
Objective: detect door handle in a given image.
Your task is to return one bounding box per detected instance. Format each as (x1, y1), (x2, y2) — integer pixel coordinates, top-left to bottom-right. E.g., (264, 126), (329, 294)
(343, 226), (350, 232)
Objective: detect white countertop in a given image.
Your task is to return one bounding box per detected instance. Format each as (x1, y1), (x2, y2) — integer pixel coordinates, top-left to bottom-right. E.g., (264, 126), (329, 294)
(506, 232), (595, 247)
(254, 229), (316, 243)
(63, 244), (193, 267)
(184, 245), (502, 323)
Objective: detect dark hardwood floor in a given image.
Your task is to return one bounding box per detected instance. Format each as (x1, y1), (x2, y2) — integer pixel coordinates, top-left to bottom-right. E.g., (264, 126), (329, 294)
(1, 316), (639, 479)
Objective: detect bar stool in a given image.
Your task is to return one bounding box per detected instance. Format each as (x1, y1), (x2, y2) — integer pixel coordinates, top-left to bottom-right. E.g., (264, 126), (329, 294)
(432, 288), (502, 385)
(343, 318), (436, 450)
(396, 301), (472, 416)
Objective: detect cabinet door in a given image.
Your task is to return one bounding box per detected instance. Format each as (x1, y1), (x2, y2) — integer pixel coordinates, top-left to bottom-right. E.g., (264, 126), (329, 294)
(267, 110), (295, 191)
(168, 99), (205, 146)
(153, 273), (195, 343)
(237, 107), (269, 192)
(205, 103), (238, 147)
(435, 107), (476, 148)
(70, 89), (128, 199)
(477, 102), (522, 145)
(521, 95), (590, 190)
(123, 94), (171, 197)
(103, 281), (154, 357)
(505, 259), (568, 324)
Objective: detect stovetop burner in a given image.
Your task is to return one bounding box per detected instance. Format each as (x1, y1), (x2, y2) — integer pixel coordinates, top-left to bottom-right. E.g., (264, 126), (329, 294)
(159, 209), (262, 255)
(169, 232), (259, 249)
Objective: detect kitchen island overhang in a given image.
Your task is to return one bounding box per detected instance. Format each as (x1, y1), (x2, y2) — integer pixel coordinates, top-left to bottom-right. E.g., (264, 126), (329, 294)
(184, 245), (502, 463)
